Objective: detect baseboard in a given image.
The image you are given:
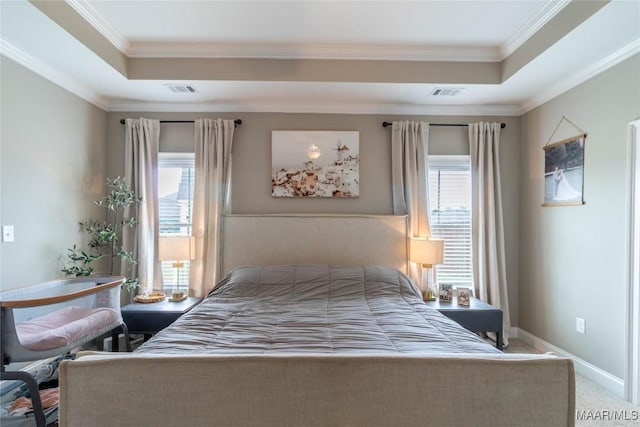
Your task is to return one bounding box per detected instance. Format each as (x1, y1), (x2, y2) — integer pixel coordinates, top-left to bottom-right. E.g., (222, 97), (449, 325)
(513, 327), (625, 399)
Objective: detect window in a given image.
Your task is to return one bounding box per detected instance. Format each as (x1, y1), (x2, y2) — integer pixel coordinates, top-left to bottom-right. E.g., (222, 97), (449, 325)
(158, 152), (195, 293)
(428, 155), (473, 288)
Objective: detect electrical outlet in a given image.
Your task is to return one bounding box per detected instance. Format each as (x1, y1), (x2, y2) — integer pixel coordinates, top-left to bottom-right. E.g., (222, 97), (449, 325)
(576, 317), (586, 334)
(2, 225), (14, 242)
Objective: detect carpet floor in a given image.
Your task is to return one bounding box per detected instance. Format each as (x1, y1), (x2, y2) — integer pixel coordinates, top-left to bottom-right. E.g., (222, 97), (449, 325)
(505, 338), (639, 426)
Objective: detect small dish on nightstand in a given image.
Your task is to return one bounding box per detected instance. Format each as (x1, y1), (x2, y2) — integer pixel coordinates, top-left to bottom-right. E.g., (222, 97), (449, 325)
(134, 292), (166, 303)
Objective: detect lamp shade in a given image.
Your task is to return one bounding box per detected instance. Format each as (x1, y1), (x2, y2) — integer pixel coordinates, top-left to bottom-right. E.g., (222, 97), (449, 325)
(409, 237), (444, 266)
(159, 236), (195, 261)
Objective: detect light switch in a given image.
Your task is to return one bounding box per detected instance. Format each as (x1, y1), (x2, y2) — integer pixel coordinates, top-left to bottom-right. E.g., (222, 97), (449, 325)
(2, 225), (15, 242)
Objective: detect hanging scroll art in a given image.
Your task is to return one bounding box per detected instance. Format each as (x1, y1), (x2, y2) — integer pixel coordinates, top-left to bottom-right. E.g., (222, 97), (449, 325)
(271, 131), (359, 198)
(542, 116), (587, 207)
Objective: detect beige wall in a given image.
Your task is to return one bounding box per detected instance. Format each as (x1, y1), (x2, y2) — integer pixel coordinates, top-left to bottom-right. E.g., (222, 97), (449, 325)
(519, 54), (640, 378)
(106, 112), (521, 323)
(0, 58), (108, 290)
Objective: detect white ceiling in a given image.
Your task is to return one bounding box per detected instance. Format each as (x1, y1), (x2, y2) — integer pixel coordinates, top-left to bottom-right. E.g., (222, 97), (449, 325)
(1, 0), (638, 115)
(84, 1), (544, 54)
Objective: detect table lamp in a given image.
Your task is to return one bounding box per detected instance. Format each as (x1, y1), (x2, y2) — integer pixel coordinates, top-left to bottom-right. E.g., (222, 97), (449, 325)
(159, 236), (195, 302)
(410, 237), (444, 301)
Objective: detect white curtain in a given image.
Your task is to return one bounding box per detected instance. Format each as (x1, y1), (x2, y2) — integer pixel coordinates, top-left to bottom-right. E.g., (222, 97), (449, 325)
(391, 121), (431, 283)
(191, 119), (235, 296)
(123, 118), (161, 294)
(469, 122), (512, 346)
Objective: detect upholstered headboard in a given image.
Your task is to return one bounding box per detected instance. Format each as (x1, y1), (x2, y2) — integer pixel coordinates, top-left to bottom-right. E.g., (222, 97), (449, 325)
(222, 214), (408, 275)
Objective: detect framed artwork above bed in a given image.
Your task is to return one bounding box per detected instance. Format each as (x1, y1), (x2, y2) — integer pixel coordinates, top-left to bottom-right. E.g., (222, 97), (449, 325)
(271, 130), (359, 197)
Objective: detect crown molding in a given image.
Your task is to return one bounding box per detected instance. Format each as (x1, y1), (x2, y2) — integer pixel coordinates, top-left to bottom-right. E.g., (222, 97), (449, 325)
(0, 38), (109, 110)
(65, 0), (130, 53)
(104, 99), (523, 116)
(66, 0), (568, 63)
(127, 41), (501, 62)
(63, 0), (501, 62)
(522, 39), (640, 113)
(63, 0), (577, 63)
(501, 0), (571, 59)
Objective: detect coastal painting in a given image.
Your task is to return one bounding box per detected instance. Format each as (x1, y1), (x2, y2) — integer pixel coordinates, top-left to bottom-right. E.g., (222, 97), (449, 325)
(272, 131), (359, 198)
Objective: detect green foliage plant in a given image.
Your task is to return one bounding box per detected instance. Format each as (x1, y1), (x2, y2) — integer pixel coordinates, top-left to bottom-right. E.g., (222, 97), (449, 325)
(61, 177), (142, 291)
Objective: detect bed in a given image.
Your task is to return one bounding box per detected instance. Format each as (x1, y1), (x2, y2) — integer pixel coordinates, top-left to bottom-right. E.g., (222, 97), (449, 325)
(58, 215), (575, 427)
(135, 264), (501, 355)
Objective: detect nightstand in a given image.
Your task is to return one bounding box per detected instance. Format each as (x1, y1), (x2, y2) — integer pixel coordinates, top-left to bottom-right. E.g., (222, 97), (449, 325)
(113, 297), (202, 350)
(424, 297), (503, 350)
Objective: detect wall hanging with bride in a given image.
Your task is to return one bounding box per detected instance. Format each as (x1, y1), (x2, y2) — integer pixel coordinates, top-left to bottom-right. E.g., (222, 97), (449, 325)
(543, 133), (586, 207)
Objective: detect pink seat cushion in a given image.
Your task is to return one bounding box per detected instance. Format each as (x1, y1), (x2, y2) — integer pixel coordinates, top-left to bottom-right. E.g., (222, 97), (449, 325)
(15, 306), (120, 350)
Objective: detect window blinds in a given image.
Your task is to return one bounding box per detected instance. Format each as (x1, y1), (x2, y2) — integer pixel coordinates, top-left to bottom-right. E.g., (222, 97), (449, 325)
(428, 155), (473, 287)
(158, 152), (195, 292)
(158, 153), (195, 235)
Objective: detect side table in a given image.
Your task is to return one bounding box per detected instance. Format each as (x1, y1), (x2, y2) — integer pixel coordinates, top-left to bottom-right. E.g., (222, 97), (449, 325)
(113, 296), (202, 351)
(424, 297), (504, 350)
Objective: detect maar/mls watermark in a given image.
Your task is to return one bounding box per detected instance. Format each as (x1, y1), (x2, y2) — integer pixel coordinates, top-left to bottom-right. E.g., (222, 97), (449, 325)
(576, 409), (639, 422)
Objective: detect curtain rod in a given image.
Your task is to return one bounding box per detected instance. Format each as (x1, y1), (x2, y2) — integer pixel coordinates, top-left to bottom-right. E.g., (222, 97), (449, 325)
(382, 121), (505, 129)
(120, 119), (242, 127)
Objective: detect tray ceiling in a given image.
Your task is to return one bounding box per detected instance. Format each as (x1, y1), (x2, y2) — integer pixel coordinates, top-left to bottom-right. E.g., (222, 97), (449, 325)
(1, 0), (638, 115)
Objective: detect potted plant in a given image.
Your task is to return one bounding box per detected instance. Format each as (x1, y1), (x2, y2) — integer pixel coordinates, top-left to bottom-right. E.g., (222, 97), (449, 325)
(61, 177), (142, 291)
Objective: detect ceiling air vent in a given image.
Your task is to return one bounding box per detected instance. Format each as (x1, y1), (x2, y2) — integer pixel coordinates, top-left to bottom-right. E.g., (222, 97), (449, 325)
(164, 84), (197, 94)
(431, 88), (463, 97)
